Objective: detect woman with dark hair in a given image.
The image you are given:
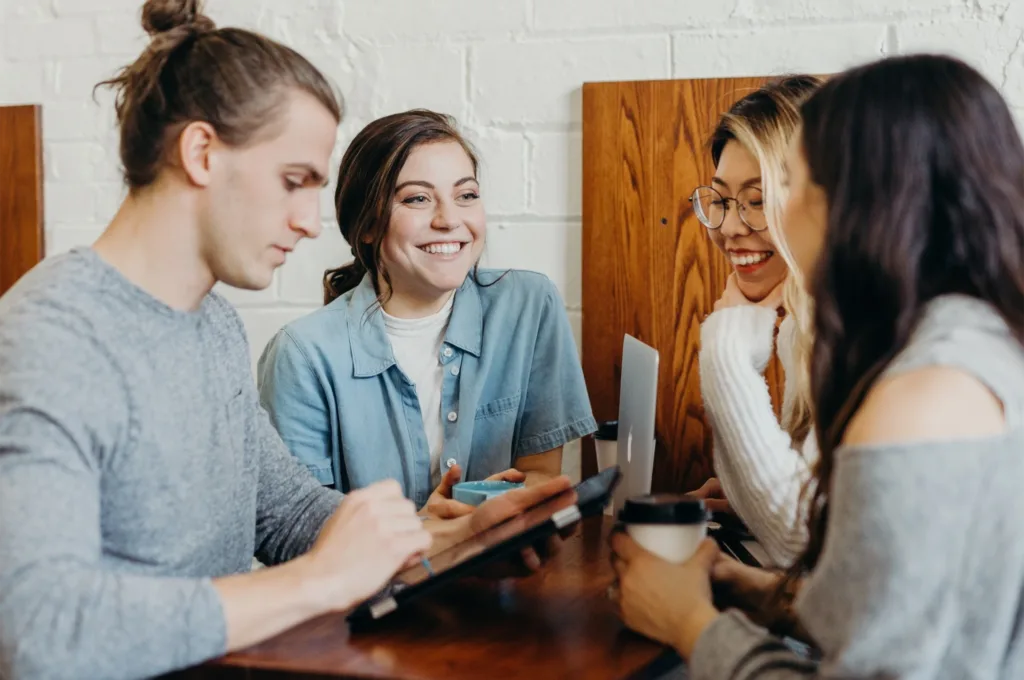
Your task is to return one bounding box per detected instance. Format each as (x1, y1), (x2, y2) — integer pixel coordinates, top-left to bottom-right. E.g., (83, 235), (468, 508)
(611, 54), (1024, 677)
(258, 109), (596, 517)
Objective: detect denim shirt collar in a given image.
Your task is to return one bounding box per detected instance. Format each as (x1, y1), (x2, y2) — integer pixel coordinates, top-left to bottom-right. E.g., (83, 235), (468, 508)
(346, 273), (483, 378)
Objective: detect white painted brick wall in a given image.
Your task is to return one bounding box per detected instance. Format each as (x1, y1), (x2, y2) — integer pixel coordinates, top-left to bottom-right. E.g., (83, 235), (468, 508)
(2, 0), (1023, 481)
(529, 131), (582, 216)
(672, 24), (889, 77)
(368, 43), (466, 118)
(3, 17), (96, 59)
(473, 37), (670, 124)
(464, 129), (528, 215)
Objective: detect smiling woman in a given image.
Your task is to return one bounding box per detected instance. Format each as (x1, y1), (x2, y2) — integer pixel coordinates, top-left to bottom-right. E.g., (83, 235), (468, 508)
(256, 109), (597, 514)
(689, 75), (823, 568)
(696, 143), (784, 298)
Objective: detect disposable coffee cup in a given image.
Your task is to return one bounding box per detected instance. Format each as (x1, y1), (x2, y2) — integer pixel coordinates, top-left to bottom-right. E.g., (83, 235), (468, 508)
(617, 494), (709, 563)
(594, 420), (619, 473)
(593, 420), (656, 472)
(594, 421), (624, 516)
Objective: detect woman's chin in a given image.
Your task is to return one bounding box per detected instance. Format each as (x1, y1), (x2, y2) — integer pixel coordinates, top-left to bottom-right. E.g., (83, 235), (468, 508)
(733, 265), (788, 299)
(418, 270), (470, 296)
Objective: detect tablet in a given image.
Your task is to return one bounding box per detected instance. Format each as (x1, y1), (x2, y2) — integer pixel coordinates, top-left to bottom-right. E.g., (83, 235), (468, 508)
(348, 465), (623, 623)
(708, 511), (764, 568)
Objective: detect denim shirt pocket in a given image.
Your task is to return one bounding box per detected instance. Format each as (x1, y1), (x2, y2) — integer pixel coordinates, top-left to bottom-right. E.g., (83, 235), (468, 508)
(475, 393), (521, 420)
(470, 392), (522, 476)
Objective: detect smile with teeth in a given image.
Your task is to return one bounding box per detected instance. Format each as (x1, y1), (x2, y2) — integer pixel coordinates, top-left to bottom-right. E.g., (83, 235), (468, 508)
(420, 242), (465, 256)
(730, 251), (773, 267)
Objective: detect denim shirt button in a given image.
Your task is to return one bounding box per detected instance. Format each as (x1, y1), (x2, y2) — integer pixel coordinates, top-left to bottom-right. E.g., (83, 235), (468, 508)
(450, 365), (460, 376)
(442, 347), (454, 358)
(446, 411), (458, 422)
(446, 457), (457, 469)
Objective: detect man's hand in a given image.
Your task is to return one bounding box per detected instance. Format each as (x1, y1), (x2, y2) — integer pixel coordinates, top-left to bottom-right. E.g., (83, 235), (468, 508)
(216, 481), (430, 653)
(302, 480), (431, 611)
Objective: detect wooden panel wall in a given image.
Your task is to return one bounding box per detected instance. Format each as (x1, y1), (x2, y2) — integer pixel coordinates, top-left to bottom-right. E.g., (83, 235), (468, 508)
(0, 105), (45, 297)
(580, 77), (785, 494)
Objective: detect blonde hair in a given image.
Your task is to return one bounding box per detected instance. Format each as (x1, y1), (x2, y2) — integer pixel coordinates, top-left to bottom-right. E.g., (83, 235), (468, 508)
(710, 75), (823, 446)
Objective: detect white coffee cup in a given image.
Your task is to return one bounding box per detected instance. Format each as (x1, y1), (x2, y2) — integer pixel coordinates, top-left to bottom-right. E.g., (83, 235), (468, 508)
(617, 494), (709, 564)
(594, 421), (619, 473)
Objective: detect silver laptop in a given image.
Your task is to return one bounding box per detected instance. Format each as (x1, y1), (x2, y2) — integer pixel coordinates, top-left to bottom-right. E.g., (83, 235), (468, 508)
(611, 334), (660, 515)
(607, 336), (773, 567)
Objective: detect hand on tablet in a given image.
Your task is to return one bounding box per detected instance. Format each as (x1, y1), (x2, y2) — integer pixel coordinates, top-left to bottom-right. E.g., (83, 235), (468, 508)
(468, 474), (573, 535)
(424, 475), (576, 577)
(469, 475), (577, 578)
(305, 480), (432, 611)
(421, 465), (527, 520)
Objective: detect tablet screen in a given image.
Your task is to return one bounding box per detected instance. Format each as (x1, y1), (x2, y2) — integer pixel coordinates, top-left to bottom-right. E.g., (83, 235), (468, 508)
(390, 466), (620, 589)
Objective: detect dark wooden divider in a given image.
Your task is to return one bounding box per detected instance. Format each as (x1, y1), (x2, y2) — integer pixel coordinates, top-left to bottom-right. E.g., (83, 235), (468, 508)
(0, 104), (45, 297)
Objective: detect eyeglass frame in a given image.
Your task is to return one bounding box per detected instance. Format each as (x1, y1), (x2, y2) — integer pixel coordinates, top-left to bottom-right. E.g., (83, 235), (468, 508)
(688, 185), (768, 232)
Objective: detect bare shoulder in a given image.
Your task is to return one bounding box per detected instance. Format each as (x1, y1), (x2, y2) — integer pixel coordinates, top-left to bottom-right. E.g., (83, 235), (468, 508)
(843, 365), (1006, 448)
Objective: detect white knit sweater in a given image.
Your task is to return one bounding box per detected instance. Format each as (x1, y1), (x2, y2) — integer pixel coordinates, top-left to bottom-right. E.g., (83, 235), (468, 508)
(698, 305), (818, 567)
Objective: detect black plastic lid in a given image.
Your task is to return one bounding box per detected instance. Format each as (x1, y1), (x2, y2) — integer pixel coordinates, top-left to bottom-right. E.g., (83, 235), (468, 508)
(617, 494), (708, 525)
(594, 420), (618, 440)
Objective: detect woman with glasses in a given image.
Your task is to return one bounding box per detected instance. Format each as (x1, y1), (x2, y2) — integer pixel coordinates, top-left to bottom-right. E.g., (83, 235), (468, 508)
(689, 75), (822, 568)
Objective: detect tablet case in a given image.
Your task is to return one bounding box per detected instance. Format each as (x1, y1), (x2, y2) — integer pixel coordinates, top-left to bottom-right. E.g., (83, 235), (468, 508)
(349, 466), (623, 623)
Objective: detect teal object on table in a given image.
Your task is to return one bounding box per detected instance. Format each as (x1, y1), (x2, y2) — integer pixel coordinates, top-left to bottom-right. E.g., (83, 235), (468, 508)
(452, 480), (524, 506)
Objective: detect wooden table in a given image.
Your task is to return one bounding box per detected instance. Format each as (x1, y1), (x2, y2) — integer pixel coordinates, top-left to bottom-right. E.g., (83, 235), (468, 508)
(173, 516), (681, 679)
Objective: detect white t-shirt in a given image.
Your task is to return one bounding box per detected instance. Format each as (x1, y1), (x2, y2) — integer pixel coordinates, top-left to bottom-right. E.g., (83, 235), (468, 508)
(382, 294), (455, 489)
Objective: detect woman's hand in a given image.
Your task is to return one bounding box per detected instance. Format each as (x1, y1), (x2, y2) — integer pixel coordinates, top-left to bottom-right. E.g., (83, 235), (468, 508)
(610, 533), (721, 659)
(711, 555), (809, 640)
(421, 464), (527, 520)
(710, 552), (780, 613)
(688, 477), (732, 514)
(424, 475), (575, 576)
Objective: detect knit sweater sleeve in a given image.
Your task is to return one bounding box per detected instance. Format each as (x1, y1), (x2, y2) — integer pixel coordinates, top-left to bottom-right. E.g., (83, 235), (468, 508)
(699, 305), (812, 566)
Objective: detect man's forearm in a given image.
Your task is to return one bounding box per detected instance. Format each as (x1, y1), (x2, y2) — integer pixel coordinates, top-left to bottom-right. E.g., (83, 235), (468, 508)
(213, 555), (338, 653)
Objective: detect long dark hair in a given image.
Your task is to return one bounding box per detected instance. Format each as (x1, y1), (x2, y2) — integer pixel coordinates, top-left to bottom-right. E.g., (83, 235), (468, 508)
(784, 54), (1024, 599)
(323, 109), (480, 305)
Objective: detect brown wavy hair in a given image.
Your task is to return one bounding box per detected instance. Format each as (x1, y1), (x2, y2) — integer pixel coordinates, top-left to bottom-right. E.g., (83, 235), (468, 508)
(322, 109), (482, 305)
(775, 54), (1024, 624)
(96, 0), (341, 191)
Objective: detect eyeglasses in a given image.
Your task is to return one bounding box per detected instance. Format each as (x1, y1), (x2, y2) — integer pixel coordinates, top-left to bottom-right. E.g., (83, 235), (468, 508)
(688, 185), (767, 231)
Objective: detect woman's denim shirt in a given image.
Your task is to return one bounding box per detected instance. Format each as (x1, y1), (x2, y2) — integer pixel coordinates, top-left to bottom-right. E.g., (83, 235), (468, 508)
(256, 269), (597, 507)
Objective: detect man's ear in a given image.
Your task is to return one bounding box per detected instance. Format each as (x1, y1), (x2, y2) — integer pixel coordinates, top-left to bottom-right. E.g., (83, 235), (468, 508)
(176, 121), (218, 188)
